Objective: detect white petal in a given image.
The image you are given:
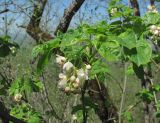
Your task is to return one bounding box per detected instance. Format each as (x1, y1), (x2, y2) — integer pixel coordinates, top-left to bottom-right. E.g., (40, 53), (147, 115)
(63, 61), (74, 73)
(86, 64), (91, 70)
(56, 55), (66, 65)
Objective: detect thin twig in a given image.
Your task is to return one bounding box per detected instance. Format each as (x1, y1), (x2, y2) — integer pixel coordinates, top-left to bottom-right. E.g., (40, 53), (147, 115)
(119, 63), (128, 123)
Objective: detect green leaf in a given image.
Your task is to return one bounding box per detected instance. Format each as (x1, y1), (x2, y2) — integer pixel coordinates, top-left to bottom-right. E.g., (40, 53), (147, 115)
(128, 39), (152, 66)
(123, 111), (134, 122)
(37, 50), (52, 74)
(143, 13), (160, 25)
(90, 60), (110, 79)
(93, 35), (120, 61)
(136, 89), (154, 103)
(119, 30), (137, 49)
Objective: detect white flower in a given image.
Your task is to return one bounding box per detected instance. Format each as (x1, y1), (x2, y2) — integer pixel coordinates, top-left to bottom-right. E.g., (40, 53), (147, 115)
(110, 8), (118, 15)
(58, 77), (67, 89)
(147, 5), (153, 10)
(59, 73), (66, 79)
(56, 55), (66, 65)
(157, 27), (160, 30)
(14, 93), (22, 102)
(150, 25), (157, 31)
(73, 83), (79, 88)
(64, 87), (70, 92)
(70, 75), (76, 82)
(153, 9), (158, 13)
(75, 78), (80, 84)
(72, 114), (77, 120)
(86, 64), (91, 70)
(9, 46), (16, 54)
(63, 61), (74, 74)
(153, 30), (159, 35)
(77, 69), (88, 82)
(147, 5), (158, 13)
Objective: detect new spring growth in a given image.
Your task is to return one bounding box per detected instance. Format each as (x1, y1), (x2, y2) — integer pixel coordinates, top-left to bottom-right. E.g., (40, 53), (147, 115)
(56, 55), (91, 93)
(147, 5), (158, 13)
(14, 93), (22, 102)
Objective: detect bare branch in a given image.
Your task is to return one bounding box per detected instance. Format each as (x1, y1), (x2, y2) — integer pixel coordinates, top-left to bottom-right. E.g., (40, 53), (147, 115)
(0, 9), (9, 14)
(26, 0), (85, 43)
(54, 0), (85, 35)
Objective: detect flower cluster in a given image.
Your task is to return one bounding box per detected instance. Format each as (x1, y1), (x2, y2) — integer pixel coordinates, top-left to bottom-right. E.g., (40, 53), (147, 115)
(110, 8), (118, 16)
(14, 93), (22, 102)
(56, 55), (91, 93)
(147, 5), (158, 13)
(150, 25), (160, 36)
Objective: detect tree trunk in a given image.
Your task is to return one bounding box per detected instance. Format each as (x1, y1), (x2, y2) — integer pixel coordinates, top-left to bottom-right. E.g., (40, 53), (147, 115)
(88, 79), (118, 123)
(150, 0), (155, 6)
(129, 0), (140, 16)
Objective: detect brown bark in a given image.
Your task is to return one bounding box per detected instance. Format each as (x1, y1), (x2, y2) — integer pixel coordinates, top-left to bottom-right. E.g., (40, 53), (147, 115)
(129, 0), (140, 16)
(26, 0), (53, 43)
(150, 0), (155, 6)
(54, 0), (85, 35)
(88, 79), (118, 123)
(26, 0), (85, 43)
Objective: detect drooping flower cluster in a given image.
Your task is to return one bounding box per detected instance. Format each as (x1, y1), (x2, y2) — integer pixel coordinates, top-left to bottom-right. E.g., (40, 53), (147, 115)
(56, 55), (91, 93)
(147, 5), (158, 13)
(150, 25), (160, 36)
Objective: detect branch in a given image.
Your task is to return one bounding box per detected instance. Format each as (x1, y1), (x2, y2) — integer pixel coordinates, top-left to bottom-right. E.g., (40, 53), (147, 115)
(26, 0), (53, 43)
(26, 0), (85, 43)
(54, 0), (85, 35)
(0, 9), (9, 14)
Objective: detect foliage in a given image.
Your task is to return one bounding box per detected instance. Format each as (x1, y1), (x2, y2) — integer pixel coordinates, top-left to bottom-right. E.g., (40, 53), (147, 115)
(1, 0), (160, 123)
(0, 36), (19, 57)
(30, 1), (160, 122)
(10, 103), (41, 123)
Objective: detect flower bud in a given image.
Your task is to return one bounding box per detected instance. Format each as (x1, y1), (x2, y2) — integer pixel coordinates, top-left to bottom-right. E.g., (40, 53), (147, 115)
(63, 61), (74, 74)
(77, 69), (88, 82)
(75, 78), (80, 84)
(72, 114), (77, 120)
(14, 93), (22, 102)
(56, 55), (66, 65)
(147, 5), (153, 10)
(150, 25), (157, 31)
(73, 83), (79, 88)
(64, 87), (70, 93)
(59, 73), (66, 79)
(70, 75), (76, 82)
(86, 64), (91, 70)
